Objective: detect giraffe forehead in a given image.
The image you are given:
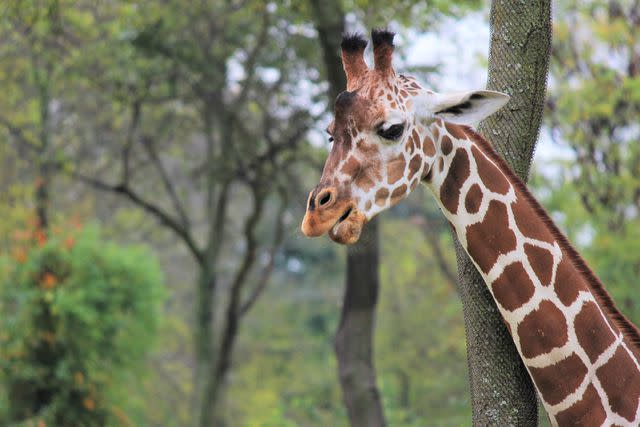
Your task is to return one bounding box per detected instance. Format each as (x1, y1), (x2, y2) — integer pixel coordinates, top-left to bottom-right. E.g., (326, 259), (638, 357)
(332, 95), (384, 131)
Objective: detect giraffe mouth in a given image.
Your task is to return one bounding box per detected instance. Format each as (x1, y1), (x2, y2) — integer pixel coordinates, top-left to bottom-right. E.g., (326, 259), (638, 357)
(338, 206), (353, 223)
(328, 204), (366, 245)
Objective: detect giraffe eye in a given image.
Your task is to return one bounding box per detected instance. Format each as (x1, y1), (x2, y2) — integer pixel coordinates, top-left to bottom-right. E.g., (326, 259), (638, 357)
(377, 123), (404, 141)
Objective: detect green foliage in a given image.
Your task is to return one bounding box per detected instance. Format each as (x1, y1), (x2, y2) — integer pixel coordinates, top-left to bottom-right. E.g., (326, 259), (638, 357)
(549, 0), (640, 229)
(0, 225), (165, 426)
(540, 0), (640, 326)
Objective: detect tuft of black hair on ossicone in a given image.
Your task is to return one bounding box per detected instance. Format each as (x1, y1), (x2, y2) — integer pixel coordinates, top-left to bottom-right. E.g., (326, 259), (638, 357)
(341, 33), (368, 52)
(371, 28), (395, 47)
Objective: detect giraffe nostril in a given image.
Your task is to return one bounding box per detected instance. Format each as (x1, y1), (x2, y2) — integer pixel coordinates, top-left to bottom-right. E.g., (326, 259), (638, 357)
(316, 188), (335, 208)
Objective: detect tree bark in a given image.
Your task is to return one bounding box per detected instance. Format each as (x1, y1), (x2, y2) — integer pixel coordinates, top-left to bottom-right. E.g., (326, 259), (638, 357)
(335, 218), (386, 427)
(308, 1), (386, 426)
(452, 1), (552, 424)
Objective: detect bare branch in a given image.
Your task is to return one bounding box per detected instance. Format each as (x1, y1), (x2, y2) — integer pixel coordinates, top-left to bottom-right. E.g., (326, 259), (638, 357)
(122, 100), (141, 185)
(235, 7), (270, 108)
(141, 135), (191, 229)
(209, 182), (265, 402)
(65, 169), (204, 265)
(0, 115), (40, 154)
(240, 187), (288, 316)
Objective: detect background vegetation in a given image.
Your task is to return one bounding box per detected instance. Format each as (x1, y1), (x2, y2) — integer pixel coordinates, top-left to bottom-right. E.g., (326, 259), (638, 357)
(0, 0), (637, 426)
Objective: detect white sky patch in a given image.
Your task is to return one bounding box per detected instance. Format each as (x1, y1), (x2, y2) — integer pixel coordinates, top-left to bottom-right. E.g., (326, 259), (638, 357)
(404, 12), (490, 92)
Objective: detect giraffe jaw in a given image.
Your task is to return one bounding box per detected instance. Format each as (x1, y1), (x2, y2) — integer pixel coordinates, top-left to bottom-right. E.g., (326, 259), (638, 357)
(328, 206), (367, 245)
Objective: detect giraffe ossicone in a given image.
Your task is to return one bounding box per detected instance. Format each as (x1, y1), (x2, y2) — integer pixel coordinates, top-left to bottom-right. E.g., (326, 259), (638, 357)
(301, 29), (640, 426)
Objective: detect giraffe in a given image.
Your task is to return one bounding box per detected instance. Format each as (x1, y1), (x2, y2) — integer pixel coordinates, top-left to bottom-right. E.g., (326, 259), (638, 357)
(300, 29), (640, 426)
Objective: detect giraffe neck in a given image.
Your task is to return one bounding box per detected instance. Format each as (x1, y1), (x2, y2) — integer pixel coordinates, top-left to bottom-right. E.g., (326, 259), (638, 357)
(423, 121), (640, 426)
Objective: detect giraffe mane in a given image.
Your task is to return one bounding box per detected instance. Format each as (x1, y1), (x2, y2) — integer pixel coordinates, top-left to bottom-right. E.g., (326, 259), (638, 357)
(460, 125), (640, 354)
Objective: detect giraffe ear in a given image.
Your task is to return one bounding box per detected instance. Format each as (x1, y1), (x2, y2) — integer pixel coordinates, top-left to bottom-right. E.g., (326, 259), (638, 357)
(422, 90), (510, 125)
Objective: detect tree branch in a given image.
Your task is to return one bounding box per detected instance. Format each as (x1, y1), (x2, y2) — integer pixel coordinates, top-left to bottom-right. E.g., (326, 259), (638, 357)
(240, 187), (287, 316)
(208, 182), (265, 404)
(66, 169), (204, 265)
(235, 7), (270, 108)
(0, 115), (40, 155)
(141, 135), (191, 229)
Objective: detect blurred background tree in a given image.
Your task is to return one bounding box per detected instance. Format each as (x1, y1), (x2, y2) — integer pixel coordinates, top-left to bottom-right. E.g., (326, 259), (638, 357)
(0, 225), (164, 426)
(541, 0), (640, 325)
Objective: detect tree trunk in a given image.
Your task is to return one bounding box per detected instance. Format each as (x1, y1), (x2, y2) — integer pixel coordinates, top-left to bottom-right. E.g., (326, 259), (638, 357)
(196, 265), (217, 427)
(334, 218), (386, 427)
(452, 1), (552, 424)
(307, 1), (386, 426)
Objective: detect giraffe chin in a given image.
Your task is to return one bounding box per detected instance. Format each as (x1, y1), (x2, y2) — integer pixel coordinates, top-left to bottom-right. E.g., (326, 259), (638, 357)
(328, 209), (367, 245)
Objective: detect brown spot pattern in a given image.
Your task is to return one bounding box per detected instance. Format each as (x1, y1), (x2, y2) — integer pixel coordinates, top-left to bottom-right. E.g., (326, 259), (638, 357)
(423, 135), (435, 156)
(524, 244), (554, 286)
(386, 155), (405, 184)
(390, 184), (407, 203)
(512, 194), (555, 243)
(405, 139), (415, 154)
(596, 346), (640, 421)
(518, 300), (568, 358)
(375, 188), (389, 206)
(408, 154), (422, 178)
(529, 353), (587, 405)
(554, 258), (586, 306)
(491, 262), (535, 311)
(574, 301), (616, 363)
(341, 156), (361, 177)
(439, 148), (470, 214)
(445, 122), (467, 139)
(441, 136), (453, 155)
(365, 200), (372, 211)
(555, 384), (607, 426)
(357, 140), (380, 156)
(464, 183), (483, 214)
(466, 200), (517, 274)
(471, 146), (511, 195)
(355, 172), (376, 192)
(438, 157), (444, 173)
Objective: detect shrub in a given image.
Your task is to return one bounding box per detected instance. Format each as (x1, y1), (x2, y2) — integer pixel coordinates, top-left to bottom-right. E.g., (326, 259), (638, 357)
(0, 225), (165, 426)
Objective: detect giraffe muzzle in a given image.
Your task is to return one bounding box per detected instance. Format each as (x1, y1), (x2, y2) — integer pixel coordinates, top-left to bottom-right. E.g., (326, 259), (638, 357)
(301, 192), (366, 244)
(301, 185), (367, 244)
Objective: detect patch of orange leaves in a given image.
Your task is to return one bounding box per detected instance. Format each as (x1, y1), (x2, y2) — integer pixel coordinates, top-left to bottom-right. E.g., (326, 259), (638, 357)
(12, 247), (28, 263)
(41, 272), (58, 290)
(64, 236), (75, 250)
(34, 229), (47, 246)
(83, 397), (95, 411)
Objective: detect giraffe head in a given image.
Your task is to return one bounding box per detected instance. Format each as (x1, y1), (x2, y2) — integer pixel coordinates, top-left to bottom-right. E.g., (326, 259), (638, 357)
(301, 29), (509, 244)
